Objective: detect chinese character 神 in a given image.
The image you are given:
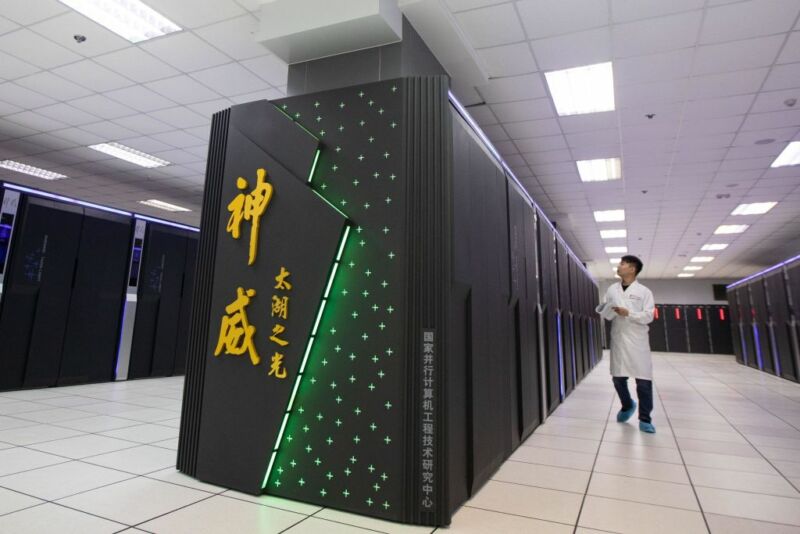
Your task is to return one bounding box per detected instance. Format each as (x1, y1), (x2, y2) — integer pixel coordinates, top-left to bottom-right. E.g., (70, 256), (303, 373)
(269, 352), (288, 379)
(270, 324), (289, 347)
(226, 168), (273, 265)
(274, 266), (292, 290)
(214, 287), (261, 365)
(271, 295), (289, 320)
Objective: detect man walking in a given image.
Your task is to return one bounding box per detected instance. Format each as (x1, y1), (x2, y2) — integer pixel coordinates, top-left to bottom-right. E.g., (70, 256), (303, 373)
(599, 255), (656, 433)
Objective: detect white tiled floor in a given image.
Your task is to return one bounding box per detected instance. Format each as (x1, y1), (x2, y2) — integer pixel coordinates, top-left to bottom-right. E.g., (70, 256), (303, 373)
(1, 351), (799, 533)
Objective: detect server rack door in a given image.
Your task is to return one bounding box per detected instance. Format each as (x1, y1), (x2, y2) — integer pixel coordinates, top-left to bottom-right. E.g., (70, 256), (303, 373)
(58, 210), (132, 385)
(763, 271), (796, 381)
(10, 200), (84, 388)
(538, 219), (560, 412)
(649, 305), (668, 352)
(709, 305), (734, 355)
(665, 305), (688, 353)
(726, 291), (744, 363)
(740, 287), (759, 368)
(556, 242), (574, 394)
(787, 263), (800, 377)
(172, 236), (198, 376)
(687, 306), (711, 354)
(568, 260), (583, 382)
(749, 282), (773, 373)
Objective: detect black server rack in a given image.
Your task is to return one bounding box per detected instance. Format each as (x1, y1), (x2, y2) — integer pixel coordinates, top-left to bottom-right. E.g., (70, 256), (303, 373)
(538, 221), (560, 413)
(748, 282), (773, 373)
(763, 271), (797, 382)
(708, 305), (733, 355)
(649, 305), (668, 352)
(556, 241), (574, 395)
(665, 305), (688, 353)
(687, 306), (711, 354)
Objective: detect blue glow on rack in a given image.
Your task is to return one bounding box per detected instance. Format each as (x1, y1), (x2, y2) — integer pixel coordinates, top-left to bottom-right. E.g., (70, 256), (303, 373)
(727, 253), (800, 289)
(134, 214), (199, 232)
(753, 324), (764, 370)
(3, 183), (132, 217)
(769, 327), (781, 376)
(569, 316), (577, 385)
(557, 312), (565, 400)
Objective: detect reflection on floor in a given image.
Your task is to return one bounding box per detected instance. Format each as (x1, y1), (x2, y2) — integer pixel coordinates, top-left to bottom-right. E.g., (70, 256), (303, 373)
(0, 351), (799, 533)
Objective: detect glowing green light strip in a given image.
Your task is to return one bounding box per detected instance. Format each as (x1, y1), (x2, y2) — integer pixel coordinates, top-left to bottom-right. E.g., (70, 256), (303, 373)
(271, 104), (318, 141)
(262, 226), (351, 490)
(307, 150), (321, 183)
(311, 189), (349, 220)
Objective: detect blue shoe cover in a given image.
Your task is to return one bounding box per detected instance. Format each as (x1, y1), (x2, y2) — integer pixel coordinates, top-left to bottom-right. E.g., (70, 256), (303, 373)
(616, 401), (637, 423)
(639, 421), (656, 433)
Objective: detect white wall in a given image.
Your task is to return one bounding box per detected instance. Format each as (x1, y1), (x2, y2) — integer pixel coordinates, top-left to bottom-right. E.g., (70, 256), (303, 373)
(597, 278), (737, 305)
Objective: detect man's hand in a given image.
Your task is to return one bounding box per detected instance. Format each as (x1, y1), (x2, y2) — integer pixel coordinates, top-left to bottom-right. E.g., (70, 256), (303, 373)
(612, 306), (629, 317)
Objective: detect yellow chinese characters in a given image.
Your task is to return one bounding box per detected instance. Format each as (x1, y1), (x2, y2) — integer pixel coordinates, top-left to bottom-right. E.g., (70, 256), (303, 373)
(269, 352), (287, 379)
(226, 168), (273, 265)
(214, 287), (261, 366)
(267, 267), (292, 379)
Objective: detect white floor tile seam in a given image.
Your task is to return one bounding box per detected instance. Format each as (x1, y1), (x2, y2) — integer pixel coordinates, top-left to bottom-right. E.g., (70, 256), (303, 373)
(0, 417), (179, 446)
(454, 504), (577, 530)
(660, 356), (800, 497)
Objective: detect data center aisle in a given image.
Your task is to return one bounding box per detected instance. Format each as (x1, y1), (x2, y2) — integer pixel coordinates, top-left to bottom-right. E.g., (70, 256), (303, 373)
(0, 352), (799, 533)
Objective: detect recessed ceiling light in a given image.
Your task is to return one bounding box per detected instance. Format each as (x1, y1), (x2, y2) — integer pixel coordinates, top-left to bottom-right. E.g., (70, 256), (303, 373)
(594, 209), (625, 222)
(545, 62), (615, 116)
(731, 202), (777, 215)
(691, 256), (714, 263)
(771, 141), (800, 168)
(714, 224), (749, 234)
(684, 266), (703, 271)
(89, 142), (170, 168)
(609, 258), (621, 264)
(677, 273), (695, 278)
(58, 0), (181, 43)
(605, 246), (628, 253)
(701, 243), (728, 251)
(139, 199), (191, 212)
(577, 158), (621, 182)
(600, 229), (627, 239)
(0, 160), (67, 180)
(755, 138), (775, 145)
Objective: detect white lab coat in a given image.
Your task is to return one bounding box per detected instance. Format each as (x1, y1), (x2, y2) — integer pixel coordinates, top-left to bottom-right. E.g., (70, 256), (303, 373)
(599, 281), (655, 379)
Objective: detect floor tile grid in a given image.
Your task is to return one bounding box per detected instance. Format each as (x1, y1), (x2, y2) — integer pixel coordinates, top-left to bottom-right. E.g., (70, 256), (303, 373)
(661, 354), (800, 530)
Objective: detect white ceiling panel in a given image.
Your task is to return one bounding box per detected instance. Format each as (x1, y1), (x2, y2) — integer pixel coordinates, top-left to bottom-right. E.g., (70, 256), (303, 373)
(189, 63), (266, 97)
(443, 0), (508, 13)
(229, 87), (286, 104)
(476, 73), (547, 103)
(610, 0), (705, 23)
(612, 11), (703, 58)
(558, 111), (618, 133)
(699, 0), (800, 44)
(15, 71), (93, 100)
(682, 94), (755, 120)
(51, 60), (135, 92)
(0, 50), (40, 79)
(733, 127), (797, 146)
(490, 98), (553, 122)
(530, 27), (612, 71)
(481, 124), (509, 142)
(239, 55), (289, 86)
(106, 86), (177, 113)
(464, 104), (497, 125)
(692, 35), (784, 75)
(761, 62), (800, 91)
(68, 94), (137, 120)
(777, 31), (800, 64)
(455, 3), (525, 48)
(0, 0), (68, 25)
(146, 75), (222, 104)
(749, 88), (800, 113)
(477, 42), (537, 77)
(616, 79), (688, 107)
(613, 48), (693, 87)
(79, 121), (138, 141)
(740, 109), (800, 131)
(112, 115), (174, 136)
(514, 135), (568, 153)
(148, 0), (246, 29)
(4, 110), (67, 132)
(0, 82), (55, 108)
(565, 128), (620, 148)
(151, 130), (206, 149)
(118, 136), (175, 154)
(0, 29), (81, 69)
(28, 11), (130, 58)
(148, 107), (210, 130)
(48, 126), (106, 146)
(194, 14), (268, 61)
(680, 116), (745, 136)
(94, 48), (180, 83)
(523, 149), (572, 165)
(516, 0), (607, 39)
(686, 68), (769, 99)
(504, 118), (562, 139)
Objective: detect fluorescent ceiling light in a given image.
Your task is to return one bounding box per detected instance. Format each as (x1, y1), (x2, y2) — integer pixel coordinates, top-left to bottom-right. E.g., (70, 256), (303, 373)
(577, 158), (621, 182)
(714, 224), (749, 234)
(605, 246), (628, 253)
(771, 141), (800, 168)
(139, 199), (191, 212)
(600, 229), (626, 239)
(594, 209), (625, 222)
(545, 62), (615, 116)
(731, 202), (777, 216)
(677, 273), (695, 278)
(89, 142), (170, 168)
(58, 0), (181, 43)
(701, 243), (728, 251)
(0, 160), (67, 180)
(609, 258), (621, 264)
(691, 256), (714, 263)
(684, 266), (703, 271)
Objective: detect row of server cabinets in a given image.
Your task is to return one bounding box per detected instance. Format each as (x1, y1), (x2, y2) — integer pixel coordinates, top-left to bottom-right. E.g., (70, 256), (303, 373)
(647, 304), (734, 354)
(727, 260), (800, 382)
(0, 186), (198, 391)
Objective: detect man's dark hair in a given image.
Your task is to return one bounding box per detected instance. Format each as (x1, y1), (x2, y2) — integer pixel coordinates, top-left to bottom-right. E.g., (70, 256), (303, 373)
(621, 255), (643, 275)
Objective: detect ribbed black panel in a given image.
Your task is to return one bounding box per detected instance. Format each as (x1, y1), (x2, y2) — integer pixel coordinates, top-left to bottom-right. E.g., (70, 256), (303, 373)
(404, 76), (451, 526)
(177, 108), (229, 475)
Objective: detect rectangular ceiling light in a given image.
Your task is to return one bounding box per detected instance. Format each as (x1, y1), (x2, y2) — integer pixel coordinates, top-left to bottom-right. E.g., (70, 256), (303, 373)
(677, 273), (695, 278)
(58, 0), (181, 43)
(0, 160), (67, 180)
(714, 224), (749, 234)
(731, 202), (777, 216)
(605, 246), (628, 253)
(684, 266), (703, 271)
(691, 256), (714, 263)
(594, 209), (625, 222)
(771, 141), (800, 168)
(89, 142), (170, 168)
(545, 62), (615, 116)
(600, 229), (626, 239)
(577, 158), (621, 182)
(702, 243), (728, 251)
(139, 199), (191, 212)
(609, 258), (621, 264)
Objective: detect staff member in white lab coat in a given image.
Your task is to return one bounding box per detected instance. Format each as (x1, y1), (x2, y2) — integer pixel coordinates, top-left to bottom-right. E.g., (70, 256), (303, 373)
(599, 255), (656, 433)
